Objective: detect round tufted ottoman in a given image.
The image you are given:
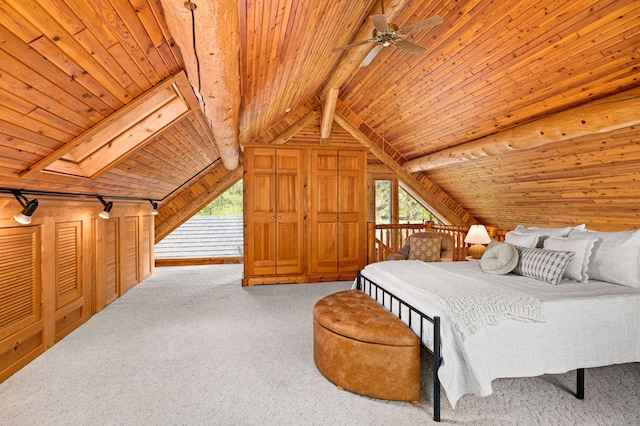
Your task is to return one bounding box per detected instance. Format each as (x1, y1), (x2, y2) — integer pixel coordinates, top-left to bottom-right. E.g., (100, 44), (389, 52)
(313, 290), (420, 402)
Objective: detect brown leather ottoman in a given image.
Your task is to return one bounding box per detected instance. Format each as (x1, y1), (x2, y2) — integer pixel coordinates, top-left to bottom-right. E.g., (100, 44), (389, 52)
(313, 290), (420, 402)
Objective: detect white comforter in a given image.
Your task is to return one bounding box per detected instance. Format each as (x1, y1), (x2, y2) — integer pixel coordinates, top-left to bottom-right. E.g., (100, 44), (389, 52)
(358, 260), (640, 408)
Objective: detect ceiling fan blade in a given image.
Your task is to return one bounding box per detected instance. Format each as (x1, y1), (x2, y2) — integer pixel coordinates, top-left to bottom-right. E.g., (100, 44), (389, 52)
(360, 44), (383, 67)
(398, 15), (443, 34)
(395, 40), (426, 55)
(370, 14), (389, 32)
(331, 39), (373, 52)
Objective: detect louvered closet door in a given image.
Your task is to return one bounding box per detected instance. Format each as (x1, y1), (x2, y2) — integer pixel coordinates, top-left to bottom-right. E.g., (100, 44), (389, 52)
(55, 222), (82, 309)
(0, 227), (41, 341)
(104, 219), (119, 306)
(122, 217), (139, 294)
(140, 216), (153, 280)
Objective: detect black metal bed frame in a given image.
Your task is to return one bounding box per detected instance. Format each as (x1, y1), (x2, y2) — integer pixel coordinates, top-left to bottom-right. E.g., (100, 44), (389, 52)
(355, 270), (585, 422)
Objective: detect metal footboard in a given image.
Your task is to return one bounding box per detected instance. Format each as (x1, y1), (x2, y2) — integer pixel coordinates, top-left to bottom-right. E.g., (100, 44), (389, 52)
(356, 270), (444, 422)
(356, 270), (587, 422)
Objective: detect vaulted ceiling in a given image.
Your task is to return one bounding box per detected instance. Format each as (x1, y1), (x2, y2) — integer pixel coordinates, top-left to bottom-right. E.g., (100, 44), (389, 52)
(1, 0), (639, 232)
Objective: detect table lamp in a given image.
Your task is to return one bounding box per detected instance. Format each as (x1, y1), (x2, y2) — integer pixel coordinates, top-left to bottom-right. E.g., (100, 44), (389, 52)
(464, 224), (491, 259)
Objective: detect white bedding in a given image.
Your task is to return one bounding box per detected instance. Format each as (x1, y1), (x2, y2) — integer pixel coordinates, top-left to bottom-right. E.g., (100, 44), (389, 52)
(357, 260), (640, 408)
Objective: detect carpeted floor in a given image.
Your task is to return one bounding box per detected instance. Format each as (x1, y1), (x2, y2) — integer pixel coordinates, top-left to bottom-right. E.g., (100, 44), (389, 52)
(0, 265), (638, 425)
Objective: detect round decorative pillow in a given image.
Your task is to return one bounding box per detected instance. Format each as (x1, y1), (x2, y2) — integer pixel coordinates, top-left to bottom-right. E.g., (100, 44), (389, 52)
(480, 241), (519, 275)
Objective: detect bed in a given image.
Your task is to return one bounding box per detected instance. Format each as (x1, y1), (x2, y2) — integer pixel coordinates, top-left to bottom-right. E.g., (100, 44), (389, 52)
(354, 227), (640, 422)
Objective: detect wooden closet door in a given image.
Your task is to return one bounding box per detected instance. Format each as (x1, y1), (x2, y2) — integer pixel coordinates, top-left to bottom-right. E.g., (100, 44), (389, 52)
(310, 150), (339, 273)
(245, 148), (277, 276)
(274, 149), (304, 275)
(337, 151), (366, 273)
(245, 147), (303, 278)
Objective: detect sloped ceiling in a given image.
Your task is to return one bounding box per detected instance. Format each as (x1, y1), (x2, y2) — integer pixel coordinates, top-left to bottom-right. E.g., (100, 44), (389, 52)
(0, 0), (639, 230)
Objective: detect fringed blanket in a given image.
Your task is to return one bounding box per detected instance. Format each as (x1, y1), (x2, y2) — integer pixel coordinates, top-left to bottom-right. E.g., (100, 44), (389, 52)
(366, 261), (546, 340)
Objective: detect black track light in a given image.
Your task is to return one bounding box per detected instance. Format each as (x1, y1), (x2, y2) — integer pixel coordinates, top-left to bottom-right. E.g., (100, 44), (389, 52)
(12, 191), (39, 225)
(98, 196), (113, 219)
(149, 200), (159, 215)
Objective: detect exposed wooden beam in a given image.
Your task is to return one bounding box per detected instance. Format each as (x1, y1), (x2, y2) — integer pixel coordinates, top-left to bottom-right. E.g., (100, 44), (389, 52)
(272, 106), (322, 145)
(403, 88), (640, 173)
(333, 110), (471, 226)
(160, 0), (241, 170)
(319, 0), (412, 100)
(320, 88), (339, 139)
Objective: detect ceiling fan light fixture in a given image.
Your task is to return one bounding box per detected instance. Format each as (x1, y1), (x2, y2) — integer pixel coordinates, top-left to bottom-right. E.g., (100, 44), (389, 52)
(332, 7), (443, 67)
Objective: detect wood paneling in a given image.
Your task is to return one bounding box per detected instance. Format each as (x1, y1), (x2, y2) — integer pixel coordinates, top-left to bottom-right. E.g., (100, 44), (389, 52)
(1, 197), (154, 382)
(426, 127), (640, 231)
(238, 0), (375, 145)
(0, 0), (217, 201)
(2, 0), (638, 240)
(340, 1), (640, 161)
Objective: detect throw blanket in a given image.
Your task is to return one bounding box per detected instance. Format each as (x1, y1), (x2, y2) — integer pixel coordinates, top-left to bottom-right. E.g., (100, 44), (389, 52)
(366, 261), (546, 340)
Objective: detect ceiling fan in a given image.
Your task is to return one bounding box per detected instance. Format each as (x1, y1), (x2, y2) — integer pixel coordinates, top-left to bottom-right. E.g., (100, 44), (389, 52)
(332, 4), (443, 67)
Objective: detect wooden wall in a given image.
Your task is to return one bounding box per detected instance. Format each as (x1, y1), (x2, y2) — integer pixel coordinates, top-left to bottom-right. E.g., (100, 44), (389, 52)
(425, 126), (640, 232)
(0, 197), (154, 382)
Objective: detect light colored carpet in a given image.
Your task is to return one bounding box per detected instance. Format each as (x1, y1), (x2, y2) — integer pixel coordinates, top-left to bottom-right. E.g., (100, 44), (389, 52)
(0, 265), (638, 425)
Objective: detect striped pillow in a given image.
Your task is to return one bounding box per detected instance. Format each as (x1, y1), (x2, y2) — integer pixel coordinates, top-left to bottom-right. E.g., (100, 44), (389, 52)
(513, 247), (575, 285)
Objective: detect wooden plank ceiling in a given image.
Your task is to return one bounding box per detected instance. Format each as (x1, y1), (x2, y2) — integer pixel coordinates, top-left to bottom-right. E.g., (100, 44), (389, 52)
(0, 0), (639, 229)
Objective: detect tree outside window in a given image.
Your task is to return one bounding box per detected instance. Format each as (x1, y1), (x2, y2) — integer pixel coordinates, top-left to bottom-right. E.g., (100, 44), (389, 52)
(374, 178), (440, 225)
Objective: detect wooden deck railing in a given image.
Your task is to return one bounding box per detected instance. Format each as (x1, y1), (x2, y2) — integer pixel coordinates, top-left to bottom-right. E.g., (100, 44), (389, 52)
(367, 221), (508, 263)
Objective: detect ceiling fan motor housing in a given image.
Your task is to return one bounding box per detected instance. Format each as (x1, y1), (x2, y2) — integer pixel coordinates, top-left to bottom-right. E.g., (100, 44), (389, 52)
(372, 23), (400, 46)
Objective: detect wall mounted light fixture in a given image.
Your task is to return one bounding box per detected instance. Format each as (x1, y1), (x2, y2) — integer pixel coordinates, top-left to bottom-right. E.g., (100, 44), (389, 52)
(12, 191), (39, 225)
(2, 188), (159, 220)
(97, 196), (113, 219)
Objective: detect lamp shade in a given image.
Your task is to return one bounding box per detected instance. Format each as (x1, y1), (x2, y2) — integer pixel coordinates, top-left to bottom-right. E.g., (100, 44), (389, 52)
(465, 224), (491, 259)
(464, 225), (491, 244)
(13, 212), (33, 225)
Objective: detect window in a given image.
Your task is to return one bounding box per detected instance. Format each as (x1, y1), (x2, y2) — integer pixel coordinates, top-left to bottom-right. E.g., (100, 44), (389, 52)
(375, 179), (392, 224)
(398, 186), (439, 224)
(373, 177), (441, 225)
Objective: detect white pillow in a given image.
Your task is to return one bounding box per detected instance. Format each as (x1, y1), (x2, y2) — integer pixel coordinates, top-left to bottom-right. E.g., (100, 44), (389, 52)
(515, 224), (585, 237)
(543, 236), (598, 282)
(515, 224), (586, 247)
(504, 231), (540, 248)
(568, 229), (640, 288)
(513, 247), (575, 285)
(480, 241), (519, 275)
